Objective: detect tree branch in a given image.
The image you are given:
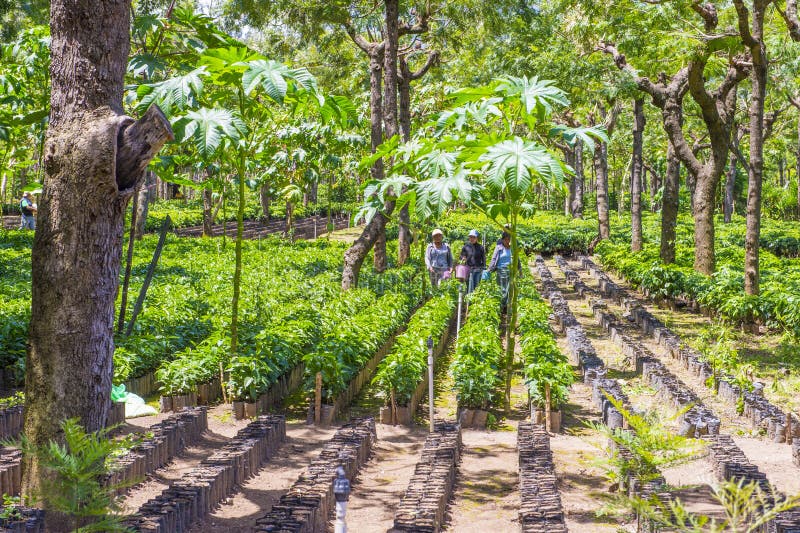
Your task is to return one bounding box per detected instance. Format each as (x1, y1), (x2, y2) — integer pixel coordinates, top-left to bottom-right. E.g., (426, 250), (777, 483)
(691, 1), (719, 32)
(116, 105), (173, 192)
(732, 0), (756, 46)
(597, 42), (667, 105)
(408, 50), (439, 80)
(776, 0), (800, 41)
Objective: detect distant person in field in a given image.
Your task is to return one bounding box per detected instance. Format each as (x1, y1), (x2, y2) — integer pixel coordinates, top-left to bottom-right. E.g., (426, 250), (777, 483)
(425, 228), (453, 289)
(489, 231), (513, 310)
(460, 229), (486, 293)
(19, 192), (36, 230)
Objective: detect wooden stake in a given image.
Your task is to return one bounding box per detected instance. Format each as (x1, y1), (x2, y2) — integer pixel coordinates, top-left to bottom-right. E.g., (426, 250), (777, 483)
(314, 372), (322, 424)
(390, 389), (398, 426)
(787, 412), (793, 444)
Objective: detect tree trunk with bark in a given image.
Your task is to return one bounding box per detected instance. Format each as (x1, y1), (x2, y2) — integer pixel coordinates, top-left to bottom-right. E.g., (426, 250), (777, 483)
(373, 0), (400, 274)
(631, 98), (645, 252)
(259, 183), (270, 221)
(24, 0), (172, 518)
(724, 129), (742, 224)
(203, 187), (215, 237)
(134, 170), (152, 239)
(594, 102), (618, 241)
(739, 0), (768, 296)
(570, 141), (584, 218)
(342, 32), (386, 289)
(660, 140), (681, 264)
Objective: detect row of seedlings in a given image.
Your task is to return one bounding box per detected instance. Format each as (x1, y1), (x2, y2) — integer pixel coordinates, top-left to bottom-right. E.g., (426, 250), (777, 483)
(567, 257), (800, 529)
(449, 282), (504, 428)
(253, 417), (377, 532)
(374, 285), (458, 425)
(124, 415), (287, 533)
(0, 407), (208, 498)
(517, 421), (567, 532)
(555, 256), (721, 438)
(306, 288), (422, 425)
(533, 258), (672, 504)
(393, 421), (462, 532)
(580, 256), (800, 453)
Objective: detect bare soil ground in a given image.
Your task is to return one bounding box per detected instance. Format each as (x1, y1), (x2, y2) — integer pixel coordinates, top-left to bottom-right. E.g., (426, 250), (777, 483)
(573, 258), (800, 497)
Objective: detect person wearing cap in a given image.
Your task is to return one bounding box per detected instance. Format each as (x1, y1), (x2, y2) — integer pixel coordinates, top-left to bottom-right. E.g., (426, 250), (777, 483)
(489, 231), (514, 310)
(18, 192), (36, 230)
(425, 228), (453, 290)
(459, 229), (486, 293)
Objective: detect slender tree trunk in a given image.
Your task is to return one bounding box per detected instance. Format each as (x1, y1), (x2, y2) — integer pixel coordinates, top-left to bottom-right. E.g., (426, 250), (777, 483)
(202, 188), (214, 237)
(259, 183), (270, 221)
(373, 0), (399, 273)
(693, 172), (717, 274)
(24, 0), (172, 515)
(687, 172), (697, 214)
(744, 14), (768, 296)
(231, 156), (246, 360)
(595, 141), (611, 239)
(724, 143), (737, 223)
(631, 98), (645, 252)
(397, 67), (412, 265)
(342, 42), (387, 288)
(660, 141), (680, 264)
(571, 141), (584, 218)
(134, 170), (151, 238)
(797, 115), (800, 220)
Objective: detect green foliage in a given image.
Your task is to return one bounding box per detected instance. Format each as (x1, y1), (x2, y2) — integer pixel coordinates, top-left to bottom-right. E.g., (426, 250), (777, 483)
(373, 284), (457, 406)
(588, 395), (703, 488)
(13, 419), (135, 532)
(304, 288), (420, 403)
(634, 479), (800, 533)
(450, 282), (503, 409)
(517, 277), (573, 409)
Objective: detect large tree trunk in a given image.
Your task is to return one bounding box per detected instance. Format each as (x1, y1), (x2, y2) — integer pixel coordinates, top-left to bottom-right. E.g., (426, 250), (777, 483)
(743, 6), (767, 297)
(24, 0), (172, 518)
(631, 98), (645, 252)
(797, 114), (800, 220)
(660, 140), (680, 264)
(693, 172), (717, 274)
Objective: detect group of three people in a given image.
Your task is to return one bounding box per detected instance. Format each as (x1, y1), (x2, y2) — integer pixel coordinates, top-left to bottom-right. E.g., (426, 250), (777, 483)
(425, 228), (514, 304)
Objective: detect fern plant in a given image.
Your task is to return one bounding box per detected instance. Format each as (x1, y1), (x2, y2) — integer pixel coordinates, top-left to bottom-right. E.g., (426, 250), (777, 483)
(14, 418), (135, 532)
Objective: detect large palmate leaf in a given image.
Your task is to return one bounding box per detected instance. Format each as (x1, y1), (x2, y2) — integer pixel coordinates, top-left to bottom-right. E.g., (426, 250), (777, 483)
(243, 61), (318, 103)
(136, 68), (207, 116)
(414, 166), (476, 219)
(477, 137), (566, 201)
(319, 95), (356, 126)
(172, 107), (247, 160)
(200, 47), (261, 85)
(550, 124), (608, 154)
(128, 53), (167, 79)
(495, 76), (568, 123)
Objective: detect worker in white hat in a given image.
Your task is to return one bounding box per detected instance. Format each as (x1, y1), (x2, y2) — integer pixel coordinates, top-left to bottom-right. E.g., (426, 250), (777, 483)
(459, 229), (486, 293)
(425, 228), (453, 290)
(19, 191), (36, 230)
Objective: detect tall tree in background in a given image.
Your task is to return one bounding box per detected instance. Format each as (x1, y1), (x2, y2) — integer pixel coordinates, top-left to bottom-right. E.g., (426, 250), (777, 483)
(24, 0), (172, 515)
(593, 101), (619, 241)
(631, 97), (644, 251)
(600, 1), (747, 275)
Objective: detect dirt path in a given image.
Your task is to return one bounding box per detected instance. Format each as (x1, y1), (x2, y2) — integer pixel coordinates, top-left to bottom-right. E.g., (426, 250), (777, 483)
(184, 421), (338, 532)
(344, 425), (429, 532)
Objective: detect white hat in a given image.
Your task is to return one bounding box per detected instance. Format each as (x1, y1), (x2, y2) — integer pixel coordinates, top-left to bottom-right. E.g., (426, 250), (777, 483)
(468, 229), (479, 238)
(432, 229), (443, 237)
